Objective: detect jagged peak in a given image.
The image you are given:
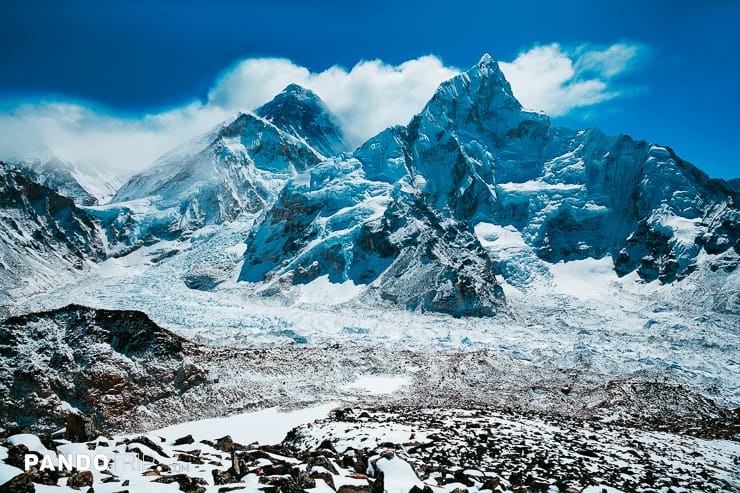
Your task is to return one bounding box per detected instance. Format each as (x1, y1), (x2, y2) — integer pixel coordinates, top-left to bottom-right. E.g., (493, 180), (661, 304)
(476, 53), (495, 69)
(468, 53), (514, 96)
(422, 53), (526, 124)
(256, 84), (349, 158)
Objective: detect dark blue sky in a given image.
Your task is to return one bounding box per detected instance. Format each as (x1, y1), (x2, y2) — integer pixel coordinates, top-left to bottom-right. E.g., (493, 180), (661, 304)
(1, 0), (738, 178)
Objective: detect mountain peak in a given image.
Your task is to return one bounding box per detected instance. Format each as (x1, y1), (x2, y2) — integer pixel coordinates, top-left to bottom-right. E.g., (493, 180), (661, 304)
(470, 53), (513, 95)
(256, 85), (349, 158)
(281, 83), (319, 100)
(423, 54), (532, 129)
(477, 53), (494, 67)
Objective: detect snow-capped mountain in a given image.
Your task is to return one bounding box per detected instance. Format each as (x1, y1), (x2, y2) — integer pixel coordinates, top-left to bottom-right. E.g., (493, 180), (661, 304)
(108, 86), (346, 240)
(238, 54), (739, 315)
(9, 157), (98, 206)
(0, 163), (105, 307)
(255, 83), (350, 159)
(7, 153), (124, 207)
(1, 55), (738, 317)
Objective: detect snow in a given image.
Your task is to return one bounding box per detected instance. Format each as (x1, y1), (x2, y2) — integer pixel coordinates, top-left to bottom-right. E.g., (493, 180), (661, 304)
(373, 456), (423, 493)
(297, 275), (366, 305)
(474, 223), (528, 249)
(0, 463), (23, 485)
(148, 402), (337, 446)
(497, 180), (583, 193)
(546, 256), (617, 299)
(342, 375), (411, 395)
(6, 434), (51, 455)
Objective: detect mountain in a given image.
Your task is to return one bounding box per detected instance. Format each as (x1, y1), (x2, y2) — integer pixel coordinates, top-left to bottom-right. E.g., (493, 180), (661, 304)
(109, 87), (349, 238)
(9, 157), (99, 206)
(6, 146), (125, 206)
(1, 55), (738, 318)
(237, 54), (739, 316)
(255, 83), (350, 158)
(0, 162), (105, 307)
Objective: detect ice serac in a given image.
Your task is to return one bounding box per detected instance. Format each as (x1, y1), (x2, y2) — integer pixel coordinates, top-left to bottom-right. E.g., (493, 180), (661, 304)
(256, 83), (350, 158)
(0, 163), (105, 306)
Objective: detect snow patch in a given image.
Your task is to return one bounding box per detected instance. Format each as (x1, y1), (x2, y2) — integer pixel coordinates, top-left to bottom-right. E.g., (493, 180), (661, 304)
(373, 456), (423, 493)
(342, 375), (411, 395)
(149, 403), (337, 446)
(298, 275), (365, 305)
(474, 222), (528, 249)
(546, 256), (617, 299)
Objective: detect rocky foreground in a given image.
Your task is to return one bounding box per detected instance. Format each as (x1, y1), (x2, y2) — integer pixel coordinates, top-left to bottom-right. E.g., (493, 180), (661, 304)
(1, 406), (739, 493)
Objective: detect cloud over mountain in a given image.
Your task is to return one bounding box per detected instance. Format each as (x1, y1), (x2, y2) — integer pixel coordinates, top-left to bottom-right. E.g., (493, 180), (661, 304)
(0, 43), (643, 174)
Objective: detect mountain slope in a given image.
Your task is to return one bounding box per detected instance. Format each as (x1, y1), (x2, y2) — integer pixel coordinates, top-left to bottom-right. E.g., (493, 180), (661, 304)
(111, 113), (322, 227)
(9, 157), (99, 206)
(0, 163), (105, 307)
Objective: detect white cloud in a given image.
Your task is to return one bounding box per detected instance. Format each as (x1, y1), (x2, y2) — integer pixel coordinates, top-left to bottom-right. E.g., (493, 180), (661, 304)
(207, 55), (458, 145)
(0, 43), (642, 177)
(499, 42), (643, 116)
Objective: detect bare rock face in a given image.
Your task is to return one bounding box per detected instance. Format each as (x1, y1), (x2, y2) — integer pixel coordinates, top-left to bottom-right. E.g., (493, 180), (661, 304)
(64, 413), (97, 442)
(0, 304), (204, 434)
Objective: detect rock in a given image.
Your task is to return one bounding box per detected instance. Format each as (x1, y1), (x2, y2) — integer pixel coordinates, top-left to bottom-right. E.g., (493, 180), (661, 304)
(129, 436), (169, 458)
(65, 413), (96, 442)
(307, 455), (338, 475)
(174, 434), (194, 446)
(337, 486), (371, 493)
(67, 470), (93, 489)
(174, 452), (203, 464)
(212, 469), (239, 486)
(153, 474), (208, 493)
(370, 471), (384, 493)
(5, 444), (32, 469)
(310, 470), (335, 490)
(0, 472), (36, 493)
(214, 435), (234, 453)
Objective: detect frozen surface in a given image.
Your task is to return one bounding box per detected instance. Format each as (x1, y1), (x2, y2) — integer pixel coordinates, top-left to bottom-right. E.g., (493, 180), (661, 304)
(148, 403), (338, 446)
(12, 219), (739, 408)
(342, 375), (411, 395)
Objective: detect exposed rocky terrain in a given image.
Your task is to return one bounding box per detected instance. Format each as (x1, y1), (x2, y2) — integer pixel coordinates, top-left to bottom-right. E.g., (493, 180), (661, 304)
(0, 406), (738, 493)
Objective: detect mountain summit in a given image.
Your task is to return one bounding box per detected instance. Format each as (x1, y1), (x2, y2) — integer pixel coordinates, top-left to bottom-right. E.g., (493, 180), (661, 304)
(256, 84), (350, 158)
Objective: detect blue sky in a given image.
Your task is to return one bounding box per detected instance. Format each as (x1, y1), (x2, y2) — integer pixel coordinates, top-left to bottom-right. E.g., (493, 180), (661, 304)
(1, 0), (738, 178)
